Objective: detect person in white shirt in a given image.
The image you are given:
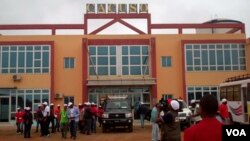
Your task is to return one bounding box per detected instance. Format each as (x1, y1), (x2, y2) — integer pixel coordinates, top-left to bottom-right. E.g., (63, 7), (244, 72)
(42, 102), (50, 137)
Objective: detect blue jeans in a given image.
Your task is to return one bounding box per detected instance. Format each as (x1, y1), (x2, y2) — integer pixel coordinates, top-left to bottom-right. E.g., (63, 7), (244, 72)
(140, 114), (145, 128)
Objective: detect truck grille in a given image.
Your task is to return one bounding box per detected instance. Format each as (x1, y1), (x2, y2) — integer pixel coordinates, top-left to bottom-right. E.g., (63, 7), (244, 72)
(109, 113), (125, 119)
(178, 113), (186, 117)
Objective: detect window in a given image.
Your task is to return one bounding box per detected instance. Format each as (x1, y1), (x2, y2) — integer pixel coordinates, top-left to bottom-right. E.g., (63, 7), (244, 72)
(161, 56), (172, 67)
(89, 46), (116, 75)
(122, 46), (149, 75)
(64, 57), (75, 69)
(88, 45), (149, 76)
(185, 43), (246, 71)
(0, 45), (50, 73)
(186, 86), (219, 104)
(64, 96), (74, 104)
(162, 94), (173, 100)
(9, 89), (49, 120)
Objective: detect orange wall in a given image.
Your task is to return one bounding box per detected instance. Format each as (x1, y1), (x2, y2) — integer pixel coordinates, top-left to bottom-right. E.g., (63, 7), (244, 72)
(0, 74), (50, 88)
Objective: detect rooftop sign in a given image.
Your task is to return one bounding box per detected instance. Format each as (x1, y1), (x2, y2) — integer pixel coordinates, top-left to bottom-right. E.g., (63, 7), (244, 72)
(86, 3), (148, 14)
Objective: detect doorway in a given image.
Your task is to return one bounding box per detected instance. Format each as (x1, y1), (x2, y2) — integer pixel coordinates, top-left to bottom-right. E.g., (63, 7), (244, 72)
(0, 97), (10, 122)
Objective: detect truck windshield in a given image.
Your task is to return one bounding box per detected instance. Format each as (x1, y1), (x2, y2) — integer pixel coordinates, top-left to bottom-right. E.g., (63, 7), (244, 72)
(106, 101), (129, 109)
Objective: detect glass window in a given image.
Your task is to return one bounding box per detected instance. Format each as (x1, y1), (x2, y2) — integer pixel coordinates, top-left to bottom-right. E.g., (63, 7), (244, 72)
(185, 43), (245, 71)
(11, 95), (16, 112)
(216, 50), (223, 65)
(186, 50), (193, 65)
(110, 57), (116, 65)
(89, 47), (96, 55)
(2, 52), (9, 67)
(122, 46), (128, 55)
(130, 56), (140, 65)
(162, 56), (172, 67)
(130, 46), (140, 55)
(232, 50), (239, 65)
(110, 46), (116, 55)
(98, 67), (108, 75)
(130, 66), (141, 75)
(26, 94), (33, 108)
(98, 57), (108, 65)
(142, 46), (148, 55)
(89, 45), (149, 76)
(122, 66), (129, 75)
(224, 50), (231, 65)
(98, 47), (108, 55)
(42, 52), (49, 67)
(64, 57), (75, 69)
(202, 50), (208, 65)
(10, 52), (17, 67)
(18, 52), (25, 67)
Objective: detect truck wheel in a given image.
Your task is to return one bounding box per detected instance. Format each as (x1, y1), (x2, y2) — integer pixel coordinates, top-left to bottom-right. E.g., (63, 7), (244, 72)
(128, 124), (133, 132)
(102, 125), (107, 133)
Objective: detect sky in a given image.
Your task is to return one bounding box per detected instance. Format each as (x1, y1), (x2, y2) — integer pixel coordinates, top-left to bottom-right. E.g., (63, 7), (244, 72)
(0, 0), (249, 36)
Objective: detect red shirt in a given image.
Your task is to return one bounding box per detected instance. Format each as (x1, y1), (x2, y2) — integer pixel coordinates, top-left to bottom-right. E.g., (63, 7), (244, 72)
(184, 118), (222, 141)
(97, 108), (104, 117)
(55, 108), (61, 120)
(15, 111), (24, 123)
(90, 106), (98, 116)
(218, 104), (229, 119)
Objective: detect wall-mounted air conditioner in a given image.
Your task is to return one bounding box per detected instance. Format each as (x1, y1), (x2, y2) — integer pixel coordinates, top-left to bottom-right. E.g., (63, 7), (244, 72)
(13, 74), (22, 81)
(55, 93), (64, 99)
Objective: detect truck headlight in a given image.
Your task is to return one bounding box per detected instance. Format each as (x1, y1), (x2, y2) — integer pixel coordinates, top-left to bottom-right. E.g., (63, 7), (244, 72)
(102, 113), (109, 118)
(125, 113), (132, 118)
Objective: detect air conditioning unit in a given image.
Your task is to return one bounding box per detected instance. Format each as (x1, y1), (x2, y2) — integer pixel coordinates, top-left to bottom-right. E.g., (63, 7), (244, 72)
(13, 74), (22, 81)
(55, 93), (64, 99)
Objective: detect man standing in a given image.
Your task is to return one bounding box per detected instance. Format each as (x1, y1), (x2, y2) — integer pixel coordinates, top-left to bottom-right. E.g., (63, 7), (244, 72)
(138, 102), (148, 128)
(49, 103), (55, 133)
(23, 107), (33, 138)
(83, 102), (92, 135)
(151, 103), (161, 141)
(67, 102), (78, 140)
(42, 101), (50, 137)
(35, 104), (43, 133)
(184, 95), (222, 141)
(161, 100), (181, 141)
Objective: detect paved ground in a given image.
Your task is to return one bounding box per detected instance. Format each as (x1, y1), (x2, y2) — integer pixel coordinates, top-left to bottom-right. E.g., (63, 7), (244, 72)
(0, 121), (184, 141)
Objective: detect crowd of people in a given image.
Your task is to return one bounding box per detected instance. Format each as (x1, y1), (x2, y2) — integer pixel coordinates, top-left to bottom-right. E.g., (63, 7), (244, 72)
(149, 95), (231, 141)
(15, 95), (231, 141)
(15, 101), (104, 140)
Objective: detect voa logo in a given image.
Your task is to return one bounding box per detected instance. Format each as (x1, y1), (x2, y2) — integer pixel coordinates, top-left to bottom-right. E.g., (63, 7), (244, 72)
(226, 129), (246, 136)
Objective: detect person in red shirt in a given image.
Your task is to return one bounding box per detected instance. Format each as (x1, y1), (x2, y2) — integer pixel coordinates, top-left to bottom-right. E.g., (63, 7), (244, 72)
(218, 98), (230, 124)
(90, 102), (98, 133)
(184, 94), (222, 141)
(97, 105), (104, 127)
(15, 108), (24, 134)
(54, 104), (61, 132)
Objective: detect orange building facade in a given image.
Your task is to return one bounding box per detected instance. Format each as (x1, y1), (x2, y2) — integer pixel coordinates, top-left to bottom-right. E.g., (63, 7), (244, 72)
(0, 12), (249, 122)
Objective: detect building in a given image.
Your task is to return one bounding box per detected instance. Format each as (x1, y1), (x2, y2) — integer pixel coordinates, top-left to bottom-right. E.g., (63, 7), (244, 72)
(0, 4), (249, 122)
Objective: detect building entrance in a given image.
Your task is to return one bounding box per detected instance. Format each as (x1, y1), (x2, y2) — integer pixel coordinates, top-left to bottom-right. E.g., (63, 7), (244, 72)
(0, 97), (9, 122)
(88, 87), (151, 119)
